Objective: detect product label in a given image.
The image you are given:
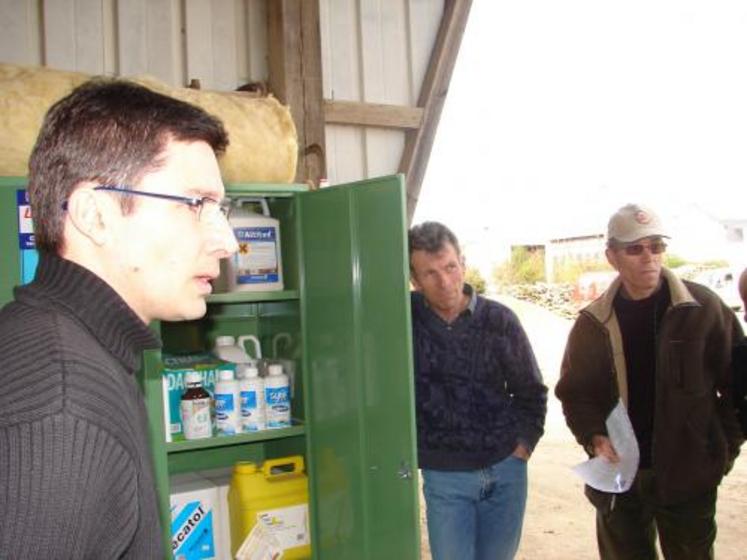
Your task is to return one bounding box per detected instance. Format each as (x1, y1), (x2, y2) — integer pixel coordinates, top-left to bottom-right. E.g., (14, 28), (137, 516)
(241, 390), (258, 411)
(233, 226), (280, 284)
(240, 389), (262, 432)
(171, 501), (216, 560)
(215, 393), (238, 435)
(265, 386), (291, 428)
(180, 398), (212, 440)
(256, 503), (310, 550)
(16, 190), (38, 284)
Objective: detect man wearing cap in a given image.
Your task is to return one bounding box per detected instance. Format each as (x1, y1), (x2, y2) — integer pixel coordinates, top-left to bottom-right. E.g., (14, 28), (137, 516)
(556, 203), (744, 559)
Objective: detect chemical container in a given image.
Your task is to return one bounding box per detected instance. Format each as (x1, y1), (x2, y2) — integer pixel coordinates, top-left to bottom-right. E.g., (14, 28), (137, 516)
(219, 197), (284, 292)
(264, 363), (291, 429)
(227, 456), (311, 559)
(199, 467), (234, 560)
(170, 473), (225, 560)
(239, 364), (266, 432)
(180, 371), (212, 440)
(214, 370), (240, 436)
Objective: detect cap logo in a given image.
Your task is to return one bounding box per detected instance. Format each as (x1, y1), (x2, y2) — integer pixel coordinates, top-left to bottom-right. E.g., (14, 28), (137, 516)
(634, 210), (651, 225)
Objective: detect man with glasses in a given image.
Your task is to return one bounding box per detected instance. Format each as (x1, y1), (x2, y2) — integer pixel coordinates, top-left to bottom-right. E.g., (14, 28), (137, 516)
(0, 79), (237, 558)
(556, 203), (744, 560)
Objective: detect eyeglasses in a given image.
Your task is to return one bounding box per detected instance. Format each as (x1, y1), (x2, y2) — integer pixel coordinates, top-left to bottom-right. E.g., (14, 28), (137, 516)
(619, 241), (668, 256)
(64, 185), (232, 222)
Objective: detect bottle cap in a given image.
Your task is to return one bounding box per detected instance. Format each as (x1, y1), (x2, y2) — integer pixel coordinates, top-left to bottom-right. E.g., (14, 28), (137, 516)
(218, 369), (234, 381)
(268, 364), (283, 376)
(185, 371), (202, 385)
(245, 366), (259, 378)
(215, 335), (236, 347)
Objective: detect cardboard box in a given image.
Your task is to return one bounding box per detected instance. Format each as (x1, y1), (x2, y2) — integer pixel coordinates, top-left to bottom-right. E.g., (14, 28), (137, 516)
(161, 352), (234, 442)
(170, 473), (223, 560)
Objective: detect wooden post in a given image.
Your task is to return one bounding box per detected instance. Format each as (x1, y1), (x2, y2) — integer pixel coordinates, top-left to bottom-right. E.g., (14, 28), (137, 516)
(267, 0), (326, 187)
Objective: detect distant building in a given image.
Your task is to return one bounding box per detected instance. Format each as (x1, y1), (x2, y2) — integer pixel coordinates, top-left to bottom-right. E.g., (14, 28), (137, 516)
(545, 233), (606, 283)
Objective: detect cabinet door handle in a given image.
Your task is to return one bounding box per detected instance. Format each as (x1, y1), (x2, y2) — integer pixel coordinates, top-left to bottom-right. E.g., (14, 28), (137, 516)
(397, 460), (412, 480)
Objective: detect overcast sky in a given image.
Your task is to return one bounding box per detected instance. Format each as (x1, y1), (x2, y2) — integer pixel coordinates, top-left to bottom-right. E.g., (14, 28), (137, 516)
(415, 1), (747, 253)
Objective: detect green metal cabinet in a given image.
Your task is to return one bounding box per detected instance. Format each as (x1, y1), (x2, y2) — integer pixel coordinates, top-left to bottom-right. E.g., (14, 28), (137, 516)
(0, 177), (30, 304)
(1, 175), (420, 559)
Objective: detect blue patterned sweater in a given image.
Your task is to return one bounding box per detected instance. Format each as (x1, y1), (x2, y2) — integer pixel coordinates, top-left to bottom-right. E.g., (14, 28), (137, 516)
(411, 289), (547, 470)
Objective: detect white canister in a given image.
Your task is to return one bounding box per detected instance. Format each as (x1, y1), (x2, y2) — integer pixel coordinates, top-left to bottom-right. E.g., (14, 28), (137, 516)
(220, 198), (284, 292)
(264, 364), (291, 429)
(214, 369), (240, 436)
(239, 365), (266, 432)
(213, 335), (251, 364)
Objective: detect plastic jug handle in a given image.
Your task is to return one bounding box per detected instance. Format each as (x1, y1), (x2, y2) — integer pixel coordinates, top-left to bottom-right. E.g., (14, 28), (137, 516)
(237, 335), (262, 359)
(236, 197), (270, 217)
(262, 455), (304, 478)
(258, 198), (270, 217)
(272, 333), (292, 358)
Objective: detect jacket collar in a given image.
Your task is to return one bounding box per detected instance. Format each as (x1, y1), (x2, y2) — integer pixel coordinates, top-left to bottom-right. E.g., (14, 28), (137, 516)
(585, 267), (698, 325)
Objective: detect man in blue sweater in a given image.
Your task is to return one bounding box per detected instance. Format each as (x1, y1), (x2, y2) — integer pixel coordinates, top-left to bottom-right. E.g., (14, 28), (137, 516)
(409, 221), (547, 560)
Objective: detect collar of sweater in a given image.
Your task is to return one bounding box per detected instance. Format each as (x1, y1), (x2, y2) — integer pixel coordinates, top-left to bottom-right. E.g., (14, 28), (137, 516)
(15, 252), (161, 372)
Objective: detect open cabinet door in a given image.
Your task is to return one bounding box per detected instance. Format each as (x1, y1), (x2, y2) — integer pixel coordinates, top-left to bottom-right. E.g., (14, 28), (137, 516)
(298, 174), (420, 559)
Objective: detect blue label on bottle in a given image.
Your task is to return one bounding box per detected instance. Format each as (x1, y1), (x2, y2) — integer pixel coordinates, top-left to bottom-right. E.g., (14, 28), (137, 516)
(215, 393), (235, 416)
(266, 386), (289, 405)
(235, 226), (276, 241)
(240, 390), (257, 416)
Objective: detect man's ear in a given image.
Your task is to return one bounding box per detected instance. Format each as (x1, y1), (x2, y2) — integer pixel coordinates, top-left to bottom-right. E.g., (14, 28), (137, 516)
(410, 272), (422, 291)
(605, 248), (618, 271)
(64, 187), (110, 246)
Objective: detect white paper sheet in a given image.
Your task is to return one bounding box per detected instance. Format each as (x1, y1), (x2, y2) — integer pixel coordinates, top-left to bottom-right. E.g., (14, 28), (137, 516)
(572, 399), (640, 493)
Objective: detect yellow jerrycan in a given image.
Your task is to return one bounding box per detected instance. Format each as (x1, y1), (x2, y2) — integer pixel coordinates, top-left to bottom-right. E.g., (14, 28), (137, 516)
(227, 455), (311, 558)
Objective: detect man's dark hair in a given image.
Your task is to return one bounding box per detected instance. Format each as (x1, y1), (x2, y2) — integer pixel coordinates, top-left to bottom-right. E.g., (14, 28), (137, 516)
(28, 78), (230, 254)
(408, 221), (462, 264)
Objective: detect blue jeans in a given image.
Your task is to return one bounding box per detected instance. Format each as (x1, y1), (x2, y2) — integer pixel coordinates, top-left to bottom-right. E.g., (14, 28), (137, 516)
(422, 455), (528, 560)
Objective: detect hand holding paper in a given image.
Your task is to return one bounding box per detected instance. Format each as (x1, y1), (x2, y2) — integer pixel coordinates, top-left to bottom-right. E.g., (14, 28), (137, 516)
(572, 399), (640, 493)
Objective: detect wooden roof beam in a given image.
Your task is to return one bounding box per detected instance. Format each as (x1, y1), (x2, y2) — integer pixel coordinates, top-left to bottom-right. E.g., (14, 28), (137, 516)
(399, 0), (472, 222)
(324, 100), (423, 130)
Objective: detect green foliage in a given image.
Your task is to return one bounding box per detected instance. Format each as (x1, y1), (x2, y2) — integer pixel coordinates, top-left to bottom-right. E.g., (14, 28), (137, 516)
(701, 259), (730, 268)
(464, 267), (487, 294)
(492, 247), (545, 286)
(663, 253), (687, 269)
(553, 257), (612, 284)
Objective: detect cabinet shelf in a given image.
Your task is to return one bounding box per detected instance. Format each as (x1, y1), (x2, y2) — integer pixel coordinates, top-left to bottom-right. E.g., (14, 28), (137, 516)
(166, 423), (305, 454)
(207, 289), (299, 304)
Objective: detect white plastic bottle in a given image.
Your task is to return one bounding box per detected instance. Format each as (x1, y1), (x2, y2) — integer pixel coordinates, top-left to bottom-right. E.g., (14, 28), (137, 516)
(224, 198), (284, 292)
(213, 335), (251, 364)
(239, 365), (266, 432)
(264, 364), (291, 429)
(214, 369), (241, 436)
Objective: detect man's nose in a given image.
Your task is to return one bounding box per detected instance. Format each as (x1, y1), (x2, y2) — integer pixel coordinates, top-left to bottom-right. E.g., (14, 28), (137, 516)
(208, 215), (239, 258)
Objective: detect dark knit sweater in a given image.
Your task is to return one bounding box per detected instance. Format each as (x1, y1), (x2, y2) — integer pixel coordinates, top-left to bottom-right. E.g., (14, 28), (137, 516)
(411, 288), (547, 470)
(0, 253), (163, 559)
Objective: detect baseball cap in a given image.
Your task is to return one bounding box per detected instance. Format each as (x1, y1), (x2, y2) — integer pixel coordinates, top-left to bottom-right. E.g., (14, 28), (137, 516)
(607, 204), (669, 243)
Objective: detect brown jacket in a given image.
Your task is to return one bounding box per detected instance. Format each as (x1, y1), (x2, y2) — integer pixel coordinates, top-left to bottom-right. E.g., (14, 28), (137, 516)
(556, 268), (744, 504)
